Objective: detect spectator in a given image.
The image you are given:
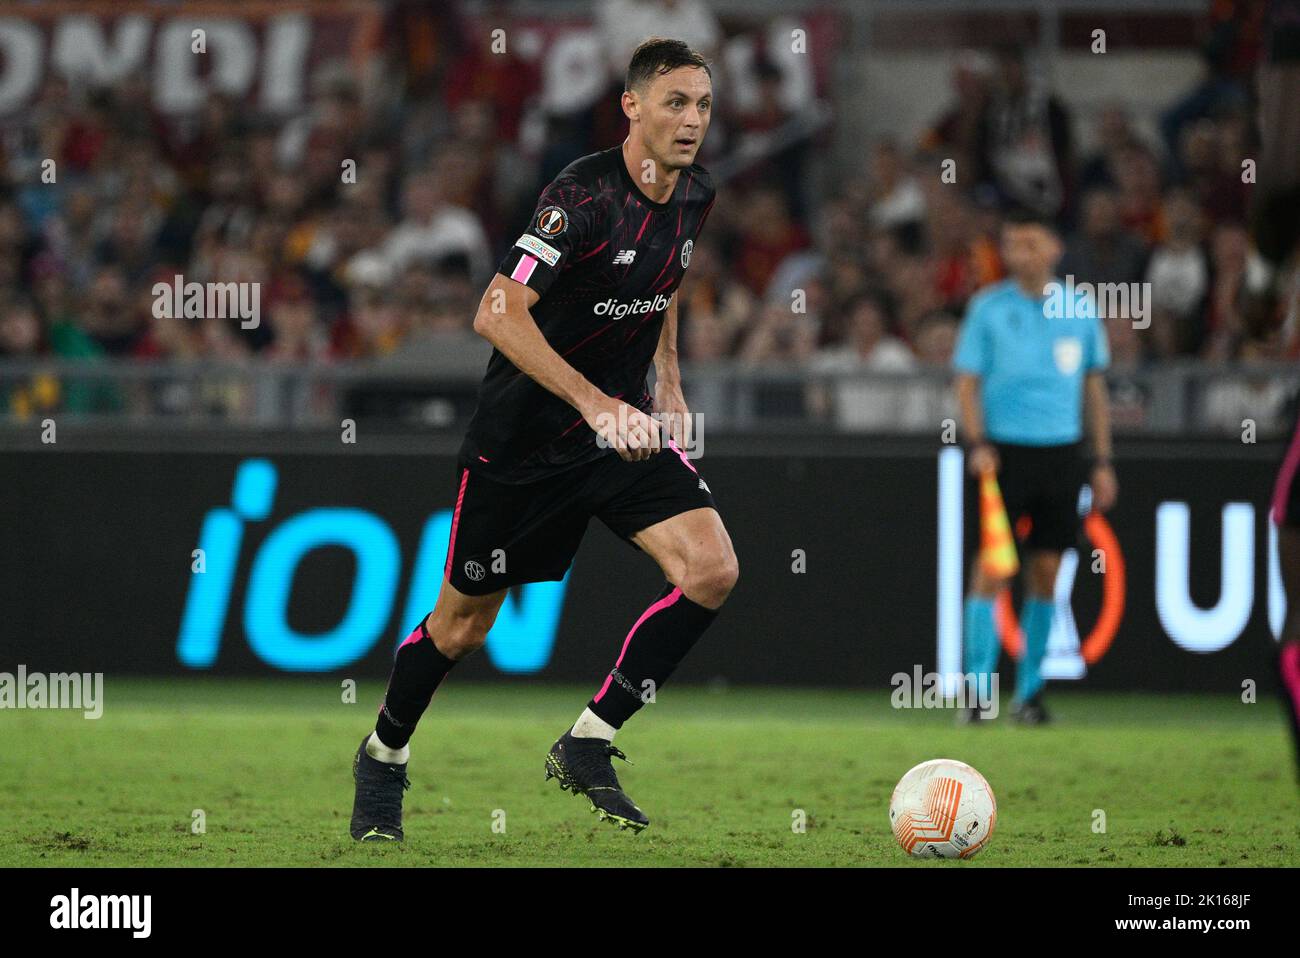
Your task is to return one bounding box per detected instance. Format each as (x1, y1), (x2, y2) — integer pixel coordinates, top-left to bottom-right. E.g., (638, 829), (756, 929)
(1110, 144), (1166, 244)
(1060, 189), (1148, 293)
(1202, 221), (1275, 360)
(905, 311), (961, 429)
(0, 296), (51, 417)
(810, 292), (915, 373)
(1077, 103), (1141, 194)
(1200, 337), (1291, 432)
(732, 188), (810, 296)
(679, 238), (753, 358)
(265, 274), (329, 363)
(738, 303), (822, 364)
(918, 50), (992, 177)
(1104, 314), (1154, 429)
(913, 312), (959, 368)
(598, 0), (721, 83)
(867, 139), (926, 231)
(1145, 189), (1209, 355)
(376, 166), (492, 285)
(975, 46), (1072, 218)
(81, 267), (146, 357)
(807, 292), (917, 430)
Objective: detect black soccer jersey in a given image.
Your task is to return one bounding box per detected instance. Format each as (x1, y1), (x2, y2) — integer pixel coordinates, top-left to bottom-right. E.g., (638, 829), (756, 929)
(459, 146), (716, 483)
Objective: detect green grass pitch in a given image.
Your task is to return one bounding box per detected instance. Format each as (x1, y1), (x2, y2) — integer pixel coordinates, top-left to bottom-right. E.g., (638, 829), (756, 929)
(1, 679), (1296, 867)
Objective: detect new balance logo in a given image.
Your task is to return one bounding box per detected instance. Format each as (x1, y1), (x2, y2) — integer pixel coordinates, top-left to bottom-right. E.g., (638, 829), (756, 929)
(613, 250), (636, 265)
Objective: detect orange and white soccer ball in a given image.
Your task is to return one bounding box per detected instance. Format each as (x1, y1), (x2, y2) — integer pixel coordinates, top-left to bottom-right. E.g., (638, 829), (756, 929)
(889, 759), (996, 859)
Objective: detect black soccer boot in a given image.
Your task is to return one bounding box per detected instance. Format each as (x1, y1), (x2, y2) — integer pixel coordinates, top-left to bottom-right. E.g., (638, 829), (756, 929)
(955, 705), (996, 725)
(1012, 693), (1051, 726)
(545, 729), (650, 832)
(349, 735), (410, 842)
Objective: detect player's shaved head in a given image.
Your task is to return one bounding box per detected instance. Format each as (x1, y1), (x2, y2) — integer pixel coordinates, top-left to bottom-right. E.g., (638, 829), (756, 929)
(625, 38), (711, 94)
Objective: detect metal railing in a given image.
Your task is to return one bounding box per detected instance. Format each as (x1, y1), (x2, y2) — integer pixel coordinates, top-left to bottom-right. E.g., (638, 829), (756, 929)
(0, 357), (1294, 438)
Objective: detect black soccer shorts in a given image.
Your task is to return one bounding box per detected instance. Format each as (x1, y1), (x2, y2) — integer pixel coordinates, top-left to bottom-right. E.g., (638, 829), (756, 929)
(966, 440), (1086, 556)
(443, 442), (716, 595)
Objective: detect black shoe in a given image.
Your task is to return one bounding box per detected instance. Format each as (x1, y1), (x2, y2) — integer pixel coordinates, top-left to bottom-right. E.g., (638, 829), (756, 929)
(349, 735), (410, 842)
(1012, 694), (1051, 726)
(545, 730), (650, 832)
(955, 705), (995, 725)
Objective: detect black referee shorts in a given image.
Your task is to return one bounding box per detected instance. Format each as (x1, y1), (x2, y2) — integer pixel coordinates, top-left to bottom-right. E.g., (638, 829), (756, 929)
(443, 443), (716, 596)
(966, 440), (1086, 557)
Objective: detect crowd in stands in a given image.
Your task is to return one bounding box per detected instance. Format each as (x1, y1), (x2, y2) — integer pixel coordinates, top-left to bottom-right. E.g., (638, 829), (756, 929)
(0, 0), (1295, 426)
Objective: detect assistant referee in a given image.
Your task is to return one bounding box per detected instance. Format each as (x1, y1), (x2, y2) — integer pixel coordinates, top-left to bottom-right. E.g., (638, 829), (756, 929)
(953, 208), (1118, 725)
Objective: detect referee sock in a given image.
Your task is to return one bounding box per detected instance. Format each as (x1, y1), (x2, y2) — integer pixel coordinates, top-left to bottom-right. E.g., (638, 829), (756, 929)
(587, 581), (719, 730)
(374, 617), (457, 751)
(1016, 597), (1054, 703)
(963, 595), (999, 701)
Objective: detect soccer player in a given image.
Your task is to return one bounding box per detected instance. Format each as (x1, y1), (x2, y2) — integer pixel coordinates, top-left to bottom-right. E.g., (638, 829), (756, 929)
(348, 38), (736, 841)
(953, 209), (1117, 725)
(1271, 407), (1300, 783)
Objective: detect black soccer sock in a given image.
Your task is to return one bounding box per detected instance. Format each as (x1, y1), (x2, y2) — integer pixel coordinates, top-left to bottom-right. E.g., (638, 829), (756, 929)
(374, 617), (457, 750)
(587, 581), (720, 730)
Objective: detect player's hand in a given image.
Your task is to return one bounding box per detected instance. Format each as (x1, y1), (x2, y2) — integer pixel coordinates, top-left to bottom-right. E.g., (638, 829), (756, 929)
(1091, 463), (1118, 512)
(654, 377), (692, 449)
(585, 395), (662, 462)
(967, 442), (999, 477)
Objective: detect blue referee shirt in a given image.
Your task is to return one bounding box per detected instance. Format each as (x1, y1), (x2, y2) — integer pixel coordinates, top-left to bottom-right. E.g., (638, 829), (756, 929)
(953, 278), (1109, 446)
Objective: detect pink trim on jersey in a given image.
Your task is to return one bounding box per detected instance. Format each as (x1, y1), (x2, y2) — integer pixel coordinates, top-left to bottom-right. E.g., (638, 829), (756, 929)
(668, 439), (698, 475)
(444, 468), (470, 578)
(592, 587), (684, 703)
(559, 323), (617, 358)
(576, 240), (610, 262)
(647, 246), (676, 291)
(557, 393), (622, 441)
(1282, 644), (1300, 726)
(510, 254), (539, 285)
(1272, 416), (1300, 524)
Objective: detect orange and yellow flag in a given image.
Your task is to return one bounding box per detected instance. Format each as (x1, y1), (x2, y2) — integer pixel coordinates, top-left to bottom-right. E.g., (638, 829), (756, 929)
(978, 470), (1019, 579)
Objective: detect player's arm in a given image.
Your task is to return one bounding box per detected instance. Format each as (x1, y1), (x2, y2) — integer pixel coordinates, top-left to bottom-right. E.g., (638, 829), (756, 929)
(653, 294), (690, 447)
(1084, 371), (1118, 511)
(472, 274), (661, 461)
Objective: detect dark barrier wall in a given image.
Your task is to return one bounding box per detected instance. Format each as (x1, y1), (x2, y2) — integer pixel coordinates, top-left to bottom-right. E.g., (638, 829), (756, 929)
(0, 438), (1285, 691)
